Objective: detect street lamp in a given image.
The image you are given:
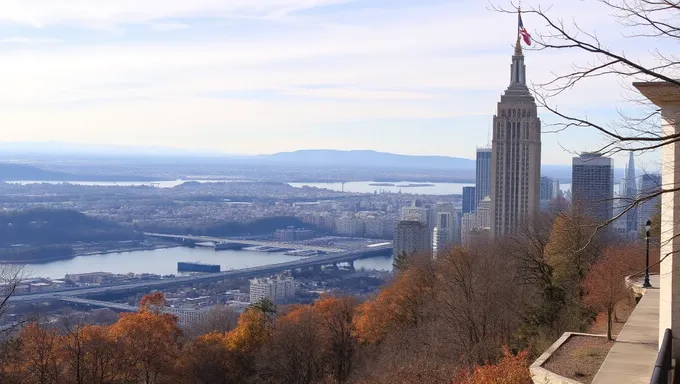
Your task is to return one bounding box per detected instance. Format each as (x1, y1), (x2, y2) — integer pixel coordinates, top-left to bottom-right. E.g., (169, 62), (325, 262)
(643, 219), (652, 288)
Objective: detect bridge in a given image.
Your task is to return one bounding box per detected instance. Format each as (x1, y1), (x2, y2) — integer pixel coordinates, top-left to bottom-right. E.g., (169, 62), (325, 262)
(10, 244), (392, 303)
(59, 297), (138, 312)
(145, 232), (344, 253)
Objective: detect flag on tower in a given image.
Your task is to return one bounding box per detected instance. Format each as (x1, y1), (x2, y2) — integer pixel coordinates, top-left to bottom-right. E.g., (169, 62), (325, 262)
(519, 14), (531, 45)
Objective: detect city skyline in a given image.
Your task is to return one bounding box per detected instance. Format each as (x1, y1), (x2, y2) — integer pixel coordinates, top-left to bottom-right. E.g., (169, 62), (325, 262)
(0, 0), (663, 167)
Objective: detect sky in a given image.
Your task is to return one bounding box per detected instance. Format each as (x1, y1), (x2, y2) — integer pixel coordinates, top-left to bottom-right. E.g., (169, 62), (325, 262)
(0, 0), (667, 167)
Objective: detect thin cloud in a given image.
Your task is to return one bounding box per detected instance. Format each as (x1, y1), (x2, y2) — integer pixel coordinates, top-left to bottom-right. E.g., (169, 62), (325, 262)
(1, 36), (62, 44)
(150, 22), (189, 32)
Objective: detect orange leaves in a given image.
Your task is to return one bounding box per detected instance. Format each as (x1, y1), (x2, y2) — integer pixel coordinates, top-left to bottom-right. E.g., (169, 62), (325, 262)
(354, 266), (434, 344)
(225, 308), (272, 354)
(139, 291), (168, 312)
(455, 347), (532, 384)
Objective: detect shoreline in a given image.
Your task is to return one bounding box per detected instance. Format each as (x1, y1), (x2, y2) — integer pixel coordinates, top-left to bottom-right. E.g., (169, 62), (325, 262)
(1, 244), (179, 265)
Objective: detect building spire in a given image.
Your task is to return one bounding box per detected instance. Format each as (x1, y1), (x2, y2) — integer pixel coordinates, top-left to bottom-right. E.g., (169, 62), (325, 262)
(514, 4), (523, 56)
(514, 34), (522, 56)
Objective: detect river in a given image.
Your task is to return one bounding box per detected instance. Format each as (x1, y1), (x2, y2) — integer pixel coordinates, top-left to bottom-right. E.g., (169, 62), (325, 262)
(8, 179), (475, 195)
(23, 247), (394, 280)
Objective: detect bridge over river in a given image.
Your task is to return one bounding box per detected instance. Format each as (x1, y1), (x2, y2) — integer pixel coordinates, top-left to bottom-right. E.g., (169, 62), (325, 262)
(10, 244), (392, 303)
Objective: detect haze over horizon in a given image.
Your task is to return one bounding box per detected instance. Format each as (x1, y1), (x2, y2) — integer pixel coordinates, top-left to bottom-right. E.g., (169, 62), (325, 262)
(0, 0), (664, 169)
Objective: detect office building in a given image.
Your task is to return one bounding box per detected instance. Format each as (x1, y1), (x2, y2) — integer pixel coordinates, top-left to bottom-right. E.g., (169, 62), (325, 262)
(637, 173), (662, 233)
(400, 202), (428, 224)
(432, 210), (457, 257)
(540, 177), (555, 201)
(490, 36), (542, 237)
(460, 197), (491, 246)
(462, 186), (476, 214)
(572, 153), (614, 222)
(249, 276), (295, 304)
(393, 220), (430, 257)
(476, 147), (492, 205)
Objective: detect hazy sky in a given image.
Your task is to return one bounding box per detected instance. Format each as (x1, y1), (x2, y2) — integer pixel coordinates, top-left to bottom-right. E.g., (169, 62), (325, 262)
(0, 0), (664, 167)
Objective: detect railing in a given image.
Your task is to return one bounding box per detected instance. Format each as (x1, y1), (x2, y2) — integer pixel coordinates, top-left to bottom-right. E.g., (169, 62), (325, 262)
(651, 328), (674, 384)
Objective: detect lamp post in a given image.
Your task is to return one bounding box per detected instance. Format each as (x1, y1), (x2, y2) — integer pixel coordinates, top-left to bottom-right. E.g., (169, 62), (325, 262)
(643, 219), (652, 288)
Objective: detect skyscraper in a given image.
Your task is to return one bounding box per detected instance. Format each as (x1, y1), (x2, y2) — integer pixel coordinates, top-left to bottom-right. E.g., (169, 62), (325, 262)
(572, 153), (614, 222)
(393, 221), (430, 258)
(476, 147), (492, 205)
(490, 35), (542, 237)
(432, 211), (455, 257)
(540, 177), (555, 202)
(462, 186), (476, 214)
(637, 173), (662, 234)
(623, 153), (638, 232)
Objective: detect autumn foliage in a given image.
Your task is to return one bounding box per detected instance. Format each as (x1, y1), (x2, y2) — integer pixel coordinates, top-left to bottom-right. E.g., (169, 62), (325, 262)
(1, 220), (649, 384)
(454, 347), (532, 384)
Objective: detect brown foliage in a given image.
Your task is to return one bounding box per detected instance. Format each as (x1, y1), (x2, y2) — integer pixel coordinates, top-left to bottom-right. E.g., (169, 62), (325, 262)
(108, 296), (182, 383)
(17, 323), (63, 384)
(582, 246), (636, 340)
(454, 347), (531, 384)
(435, 245), (522, 366)
(354, 254), (435, 344)
(179, 332), (250, 384)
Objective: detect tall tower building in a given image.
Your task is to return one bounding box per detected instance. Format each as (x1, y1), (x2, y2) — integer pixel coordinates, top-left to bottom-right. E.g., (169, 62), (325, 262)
(490, 35), (542, 237)
(623, 152), (638, 232)
(462, 186), (477, 214)
(637, 173), (662, 233)
(476, 147), (492, 205)
(393, 221), (430, 258)
(572, 153), (614, 222)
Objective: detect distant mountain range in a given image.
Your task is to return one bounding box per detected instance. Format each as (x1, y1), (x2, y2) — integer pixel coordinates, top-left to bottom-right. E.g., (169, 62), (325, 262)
(0, 163), (159, 182)
(254, 150), (474, 170)
(0, 142), (626, 182)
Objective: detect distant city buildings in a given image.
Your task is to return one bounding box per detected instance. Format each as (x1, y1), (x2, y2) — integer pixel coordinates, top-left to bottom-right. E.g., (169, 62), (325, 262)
(476, 147), (492, 205)
(274, 227), (315, 242)
(638, 173), (662, 233)
(490, 38), (542, 237)
(249, 276), (295, 304)
(400, 200), (428, 224)
(462, 186), (476, 214)
(572, 153), (614, 222)
(393, 220), (430, 258)
(461, 197), (491, 246)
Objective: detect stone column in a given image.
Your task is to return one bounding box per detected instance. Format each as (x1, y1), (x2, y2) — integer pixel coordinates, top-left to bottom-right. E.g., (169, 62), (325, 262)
(634, 82), (680, 353)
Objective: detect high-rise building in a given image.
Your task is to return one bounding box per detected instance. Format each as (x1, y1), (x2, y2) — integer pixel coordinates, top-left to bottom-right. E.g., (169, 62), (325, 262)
(490, 35), (542, 237)
(400, 202), (428, 224)
(460, 197), (491, 246)
(637, 173), (662, 233)
(572, 153), (614, 222)
(476, 147), (492, 205)
(540, 177), (555, 201)
(622, 152), (638, 232)
(476, 197), (492, 229)
(393, 220), (430, 257)
(462, 186), (477, 214)
(249, 276), (295, 304)
(432, 209), (457, 256)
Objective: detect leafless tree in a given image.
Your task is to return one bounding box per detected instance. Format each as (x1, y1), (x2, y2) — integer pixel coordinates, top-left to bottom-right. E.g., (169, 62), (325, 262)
(0, 264), (26, 330)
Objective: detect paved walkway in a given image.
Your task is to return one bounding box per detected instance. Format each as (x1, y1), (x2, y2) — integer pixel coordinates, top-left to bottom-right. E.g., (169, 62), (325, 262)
(592, 275), (660, 384)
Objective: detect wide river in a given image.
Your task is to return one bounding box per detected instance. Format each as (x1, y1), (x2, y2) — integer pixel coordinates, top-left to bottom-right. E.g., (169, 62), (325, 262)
(6, 179), (576, 196)
(24, 247), (394, 280)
